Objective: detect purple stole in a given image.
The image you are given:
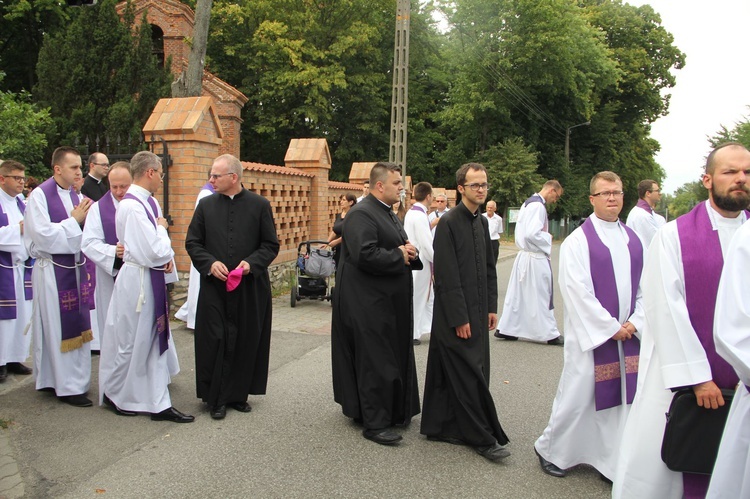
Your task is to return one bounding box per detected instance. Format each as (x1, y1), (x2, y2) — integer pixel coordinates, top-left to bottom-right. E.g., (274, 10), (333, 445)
(202, 182), (215, 194)
(581, 217), (643, 411)
(97, 192), (118, 245)
(523, 194), (553, 309)
(635, 199), (652, 214)
(675, 203), (747, 499)
(123, 193), (170, 355)
(38, 178), (93, 351)
(0, 196), (33, 319)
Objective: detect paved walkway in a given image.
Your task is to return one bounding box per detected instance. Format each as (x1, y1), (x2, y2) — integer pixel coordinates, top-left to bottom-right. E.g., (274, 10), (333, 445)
(0, 243), (610, 498)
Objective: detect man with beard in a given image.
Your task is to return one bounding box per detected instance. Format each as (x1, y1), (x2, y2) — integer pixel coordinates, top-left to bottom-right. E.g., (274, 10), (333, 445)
(613, 142), (750, 498)
(421, 163), (510, 462)
(186, 154), (279, 420)
(331, 162), (422, 445)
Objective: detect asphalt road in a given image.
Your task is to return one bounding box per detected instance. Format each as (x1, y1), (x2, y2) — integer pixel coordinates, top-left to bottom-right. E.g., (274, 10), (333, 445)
(0, 243), (612, 498)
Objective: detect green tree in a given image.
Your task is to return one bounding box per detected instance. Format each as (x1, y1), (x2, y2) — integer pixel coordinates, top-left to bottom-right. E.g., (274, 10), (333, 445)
(34, 0), (171, 151)
(206, 0), (410, 177)
(669, 180), (707, 218)
(0, 72), (53, 176)
(0, 0), (69, 92)
(709, 111), (750, 148)
(477, 137), (543, 212)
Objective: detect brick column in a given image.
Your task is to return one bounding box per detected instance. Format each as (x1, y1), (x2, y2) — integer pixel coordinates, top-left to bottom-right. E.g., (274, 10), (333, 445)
(143, 96), (223, 273)
(284, 139), (332, 242)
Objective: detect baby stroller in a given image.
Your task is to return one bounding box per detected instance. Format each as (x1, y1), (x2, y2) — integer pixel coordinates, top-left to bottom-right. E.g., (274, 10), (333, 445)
(291, 240), (335, 307)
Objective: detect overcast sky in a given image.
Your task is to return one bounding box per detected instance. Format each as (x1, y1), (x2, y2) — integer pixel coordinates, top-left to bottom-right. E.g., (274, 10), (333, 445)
(628, 0), (750, 194)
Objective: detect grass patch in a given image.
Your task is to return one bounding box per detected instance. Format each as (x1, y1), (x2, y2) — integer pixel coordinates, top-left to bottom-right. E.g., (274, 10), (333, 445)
(0, 418), (12, 429)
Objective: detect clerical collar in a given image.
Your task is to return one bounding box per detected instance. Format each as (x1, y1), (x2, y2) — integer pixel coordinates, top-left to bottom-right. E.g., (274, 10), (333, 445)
(88, 173), (102, 184)
(536, 193), (547, 205)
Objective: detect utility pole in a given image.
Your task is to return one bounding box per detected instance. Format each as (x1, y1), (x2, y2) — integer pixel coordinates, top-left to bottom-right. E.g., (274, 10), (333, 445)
(389, 0), (410, 177)
(565, 121), (590, 166)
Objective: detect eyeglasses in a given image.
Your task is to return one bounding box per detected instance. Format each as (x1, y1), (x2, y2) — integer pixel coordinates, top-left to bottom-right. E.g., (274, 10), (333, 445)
(209, 172), (234, 180)
(463, 183), (490, 191)
(150, 169), (165, 180)
(91, 162), (110, 168)
(648, 189), (661, 193)
(3, 175), (26, 182)
(591, 191), (624, 198)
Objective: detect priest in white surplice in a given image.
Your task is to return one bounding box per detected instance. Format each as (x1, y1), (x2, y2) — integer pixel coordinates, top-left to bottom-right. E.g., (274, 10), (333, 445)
(534, 171), (644, 481)
(0, 160), (34, 382)
(707, 217), (750, 499)
(24, 147), (95, 407)
(495, 180), (563, 345)
(625, 179), (666, 248)
(403, 182), (434, 344)
(175, 180), (214, 329)
(613, 142), (750, 499)
(81, 162), (131, 400)
(81, 163), (131, 353)
(100, 151), (192, 422)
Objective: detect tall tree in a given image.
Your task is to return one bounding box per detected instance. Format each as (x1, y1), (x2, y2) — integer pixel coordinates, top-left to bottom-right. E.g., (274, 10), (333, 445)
(34, 0), (172, 151)
(0, 0), (69, 92)
(0, 72), (53, 176)
(172, 0), (213, 97)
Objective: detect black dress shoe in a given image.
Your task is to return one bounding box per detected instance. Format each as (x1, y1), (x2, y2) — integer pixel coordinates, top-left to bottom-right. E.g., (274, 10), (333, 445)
(210, 405), (227, 420)
(475, 442), (511, 461)
(228, 401), (252, 413)
(91, 350), (100, 356)
(494, 331), (518, 341)
(103, 394), (137, 417)
(151, 407), (195, 423)
(535, 447), (566, 477)
(547, 337), (564, 346)
(0, 365), (7, 383)
(599, 472), (613, 484)
(362, 428), (402, 445)
(6, 362), (32, 375)
(59, 394), (93, 407)
(413, 339), (421, 345)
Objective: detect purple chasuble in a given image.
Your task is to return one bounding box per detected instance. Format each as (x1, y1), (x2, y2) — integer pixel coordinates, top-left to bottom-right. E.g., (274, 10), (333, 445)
(38, 178), (93, 351)
(123, 193), (170, 355)
(581, 217), (643, 411)
(0, 197), (33, 318)
(635, 199), (653, 214)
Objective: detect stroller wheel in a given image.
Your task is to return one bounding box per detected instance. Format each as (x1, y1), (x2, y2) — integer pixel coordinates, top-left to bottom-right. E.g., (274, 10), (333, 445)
(290, 288), (297, 308)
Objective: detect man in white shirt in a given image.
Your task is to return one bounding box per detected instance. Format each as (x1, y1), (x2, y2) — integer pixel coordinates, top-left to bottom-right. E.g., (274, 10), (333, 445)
(403, 182), (434, 345)
(495, 180), (563, 345)
(613, 142), (750, 498)
(482, 200), (503, 263)
(625, 179), (666, 248)
(355, 180), (369, 204)
(428, 194), (449, 233)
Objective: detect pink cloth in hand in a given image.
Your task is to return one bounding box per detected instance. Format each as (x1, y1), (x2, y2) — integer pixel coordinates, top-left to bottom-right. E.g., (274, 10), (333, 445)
(226, 268), (244, 292)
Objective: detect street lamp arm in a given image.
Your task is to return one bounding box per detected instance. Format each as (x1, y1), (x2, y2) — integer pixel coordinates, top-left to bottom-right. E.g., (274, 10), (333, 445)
(565, 121), (591, 167)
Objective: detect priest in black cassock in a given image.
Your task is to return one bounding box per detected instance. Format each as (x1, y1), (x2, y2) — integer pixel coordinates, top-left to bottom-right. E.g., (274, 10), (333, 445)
(331, 162), (422, 446)
(81, 152), (110, 201)
(185, 154), (279, 420)
(421, 162), (510, 462)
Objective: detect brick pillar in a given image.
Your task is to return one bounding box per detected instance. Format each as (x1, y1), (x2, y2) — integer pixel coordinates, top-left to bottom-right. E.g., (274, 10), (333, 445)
(143, 96), (223, 273)
(284, 138), (332, 242)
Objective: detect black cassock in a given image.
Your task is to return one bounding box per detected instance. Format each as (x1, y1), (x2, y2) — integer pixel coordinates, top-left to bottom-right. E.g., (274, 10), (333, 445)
(185, 188), (279, 407)
(81, 175), (108, 201)
(420, 202), (509, 447)
(331, 194), (422, 429)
